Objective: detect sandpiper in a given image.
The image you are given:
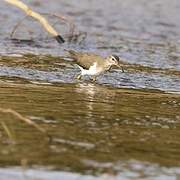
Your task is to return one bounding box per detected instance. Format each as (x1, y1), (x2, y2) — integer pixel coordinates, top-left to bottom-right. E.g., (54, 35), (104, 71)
(67, 50), (124, 81)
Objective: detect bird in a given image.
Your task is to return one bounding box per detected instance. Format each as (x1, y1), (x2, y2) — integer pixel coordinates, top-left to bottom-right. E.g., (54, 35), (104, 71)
(67, 50), (124, 81)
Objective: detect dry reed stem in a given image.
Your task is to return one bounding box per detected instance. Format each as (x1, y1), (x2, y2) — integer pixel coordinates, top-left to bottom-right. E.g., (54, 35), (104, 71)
(4, 0), (65, 43)
(10, 12), (76, 42)
(0, 108), (46, 134)
(41, 13), (76, 40)
(10, 15), (28, 38)
(0, 121), (15, 142)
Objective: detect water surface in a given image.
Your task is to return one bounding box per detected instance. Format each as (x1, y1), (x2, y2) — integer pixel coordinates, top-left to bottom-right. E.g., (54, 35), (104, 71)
(0, 0), (180, 179)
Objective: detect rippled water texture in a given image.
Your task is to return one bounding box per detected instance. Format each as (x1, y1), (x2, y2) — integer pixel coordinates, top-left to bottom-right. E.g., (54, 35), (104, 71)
(0, 0), (180, 179)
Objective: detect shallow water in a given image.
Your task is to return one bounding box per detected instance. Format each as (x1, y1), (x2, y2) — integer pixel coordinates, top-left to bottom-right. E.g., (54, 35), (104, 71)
(0, 0), (180, 179)
(0, 81), (180, 179)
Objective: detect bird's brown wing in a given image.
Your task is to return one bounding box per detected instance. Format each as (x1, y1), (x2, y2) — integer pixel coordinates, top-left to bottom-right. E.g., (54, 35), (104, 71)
(67, 50), (104, 70)
(67, 50), (79, 59)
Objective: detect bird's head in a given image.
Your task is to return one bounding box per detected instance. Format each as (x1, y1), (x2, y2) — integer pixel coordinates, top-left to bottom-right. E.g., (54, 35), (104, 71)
(106, 55), (124, 72)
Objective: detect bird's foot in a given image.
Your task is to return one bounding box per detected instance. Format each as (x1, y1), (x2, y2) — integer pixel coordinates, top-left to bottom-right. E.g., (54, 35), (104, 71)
(91, 76), (97, 82)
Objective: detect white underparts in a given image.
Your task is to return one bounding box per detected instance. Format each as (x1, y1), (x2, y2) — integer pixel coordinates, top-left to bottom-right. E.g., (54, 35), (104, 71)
(78, 62), (101, 76)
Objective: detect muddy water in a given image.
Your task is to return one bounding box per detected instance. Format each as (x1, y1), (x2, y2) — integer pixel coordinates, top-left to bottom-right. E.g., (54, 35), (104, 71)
(0, 80), (180, 179)
(0, 0), (180, 179)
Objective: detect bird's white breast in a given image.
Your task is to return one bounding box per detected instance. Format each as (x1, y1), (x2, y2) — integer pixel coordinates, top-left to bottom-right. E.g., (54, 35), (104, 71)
(78, 62), (102, 76)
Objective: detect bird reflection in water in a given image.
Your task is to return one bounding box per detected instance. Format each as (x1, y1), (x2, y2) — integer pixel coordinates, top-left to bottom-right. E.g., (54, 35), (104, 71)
(75, 83), (117, 120)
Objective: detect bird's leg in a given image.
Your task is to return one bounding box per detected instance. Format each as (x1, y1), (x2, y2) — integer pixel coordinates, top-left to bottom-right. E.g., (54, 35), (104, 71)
(76, 74), (82, 80)
(121, 66), (124, 73)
